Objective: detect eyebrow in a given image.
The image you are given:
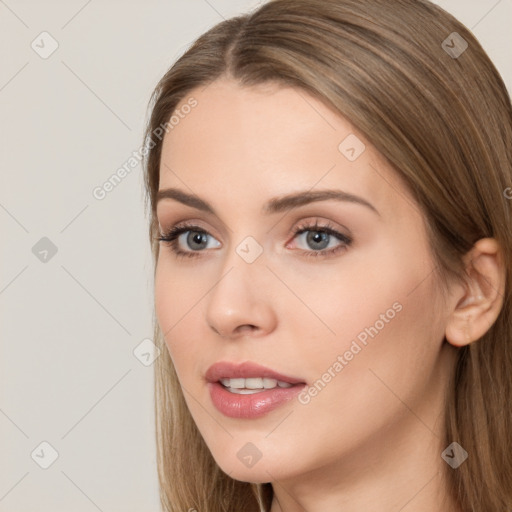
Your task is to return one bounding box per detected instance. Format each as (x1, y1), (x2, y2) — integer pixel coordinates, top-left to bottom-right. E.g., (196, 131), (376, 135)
(156, 187), (380, 216)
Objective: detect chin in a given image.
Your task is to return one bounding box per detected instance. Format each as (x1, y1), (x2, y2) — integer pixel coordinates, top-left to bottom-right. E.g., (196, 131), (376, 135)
(222, 467), (273, 485)
(212, 452), (282, 484)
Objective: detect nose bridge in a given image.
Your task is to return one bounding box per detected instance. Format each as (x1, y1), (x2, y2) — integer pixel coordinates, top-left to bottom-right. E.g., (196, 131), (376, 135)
(205, 234), (274, 337)
(218, 227), (268, 284)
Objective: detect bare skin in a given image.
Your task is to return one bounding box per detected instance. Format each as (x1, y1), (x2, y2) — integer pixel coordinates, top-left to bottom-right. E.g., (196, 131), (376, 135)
(154, 77), (505, 512)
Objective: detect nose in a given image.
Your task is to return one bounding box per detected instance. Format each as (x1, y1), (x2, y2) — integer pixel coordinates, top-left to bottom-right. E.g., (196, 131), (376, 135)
(205, 258), (277, 340)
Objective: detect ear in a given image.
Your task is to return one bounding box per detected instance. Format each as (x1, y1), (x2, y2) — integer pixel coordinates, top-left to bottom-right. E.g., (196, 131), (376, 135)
(445, 237), (506, 348)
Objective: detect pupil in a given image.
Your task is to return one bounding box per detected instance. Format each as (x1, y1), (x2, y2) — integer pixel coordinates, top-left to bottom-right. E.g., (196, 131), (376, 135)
(308, 231), (329, 249)
(189, 231), (207, 249)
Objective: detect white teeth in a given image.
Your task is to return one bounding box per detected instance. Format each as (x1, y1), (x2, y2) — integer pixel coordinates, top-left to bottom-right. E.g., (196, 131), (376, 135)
(263, 378), (278, 388)
(227, 388), (263, 395)
(245, 377), (263, 389)
(219, 377), (294, 391)
(228, 378), (245, 389)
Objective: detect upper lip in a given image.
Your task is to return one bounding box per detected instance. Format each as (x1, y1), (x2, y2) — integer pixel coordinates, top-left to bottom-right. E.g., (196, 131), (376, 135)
(205, 361), (306, 385)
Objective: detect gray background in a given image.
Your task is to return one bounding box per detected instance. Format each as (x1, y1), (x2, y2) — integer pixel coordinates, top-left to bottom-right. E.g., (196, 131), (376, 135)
(1, 1), (511, 510)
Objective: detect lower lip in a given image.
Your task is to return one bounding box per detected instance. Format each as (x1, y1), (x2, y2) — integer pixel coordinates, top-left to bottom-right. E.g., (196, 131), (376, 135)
(208, 382), (306, 419)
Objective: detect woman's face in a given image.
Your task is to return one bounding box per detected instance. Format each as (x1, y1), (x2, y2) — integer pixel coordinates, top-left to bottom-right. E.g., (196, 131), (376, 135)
(154, 78), (456, 486)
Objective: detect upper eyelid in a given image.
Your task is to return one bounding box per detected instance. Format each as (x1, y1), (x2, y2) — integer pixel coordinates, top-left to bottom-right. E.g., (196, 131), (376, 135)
(161, 220), (351, 245)
(156, 200), (363, 233)
(160, 219), (346, 235)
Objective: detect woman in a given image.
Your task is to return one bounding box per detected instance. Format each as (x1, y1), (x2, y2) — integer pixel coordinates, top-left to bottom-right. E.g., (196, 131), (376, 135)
(142, 0), (512, 510)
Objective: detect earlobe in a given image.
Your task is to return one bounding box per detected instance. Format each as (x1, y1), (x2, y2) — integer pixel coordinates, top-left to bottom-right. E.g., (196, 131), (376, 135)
(444, 238), (506, 348)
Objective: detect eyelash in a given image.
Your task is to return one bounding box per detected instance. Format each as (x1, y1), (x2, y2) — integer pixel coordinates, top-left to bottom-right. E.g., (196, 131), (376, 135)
(157, 220), (353, 260)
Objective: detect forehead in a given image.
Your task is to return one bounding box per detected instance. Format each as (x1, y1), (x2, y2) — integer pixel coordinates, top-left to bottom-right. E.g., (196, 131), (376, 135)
(158, 78), (413, 221)
(163, 78), (354, 164)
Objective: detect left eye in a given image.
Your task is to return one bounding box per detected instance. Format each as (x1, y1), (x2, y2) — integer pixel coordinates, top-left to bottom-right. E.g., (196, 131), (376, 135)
(293, 228), (344, 251)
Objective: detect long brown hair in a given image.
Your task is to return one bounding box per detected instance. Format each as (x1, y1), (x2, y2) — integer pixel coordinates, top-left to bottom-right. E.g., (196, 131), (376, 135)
(142, 1), (512, 510)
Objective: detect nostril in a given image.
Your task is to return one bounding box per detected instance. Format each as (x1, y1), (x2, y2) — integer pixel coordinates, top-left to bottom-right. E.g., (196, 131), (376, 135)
(236, 324), (256, 334)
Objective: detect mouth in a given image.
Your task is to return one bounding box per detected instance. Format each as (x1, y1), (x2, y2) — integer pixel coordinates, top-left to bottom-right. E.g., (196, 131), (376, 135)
(205, 361), (307, 418)
(205, 360), (306, 388)
(218, 377), (299, 394)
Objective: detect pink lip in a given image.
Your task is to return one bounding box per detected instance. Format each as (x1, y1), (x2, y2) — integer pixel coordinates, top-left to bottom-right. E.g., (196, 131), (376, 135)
(205, 361), (305, 384)
(205, 361), (306, 419)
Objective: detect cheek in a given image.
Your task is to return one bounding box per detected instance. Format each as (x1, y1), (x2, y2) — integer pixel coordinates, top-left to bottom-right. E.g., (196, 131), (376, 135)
(276, 256), (411, 355)
(285, 235), (440, 389)
(154, 257), (196, 329)
(154, 263), (174, 337)
(278, 273), (441, 465)
(154, 260), (198, 370)
(322, 235), (438, 348)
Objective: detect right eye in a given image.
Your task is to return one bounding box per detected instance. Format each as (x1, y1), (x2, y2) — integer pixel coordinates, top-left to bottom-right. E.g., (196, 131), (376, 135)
(157, 223), (221, 259)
